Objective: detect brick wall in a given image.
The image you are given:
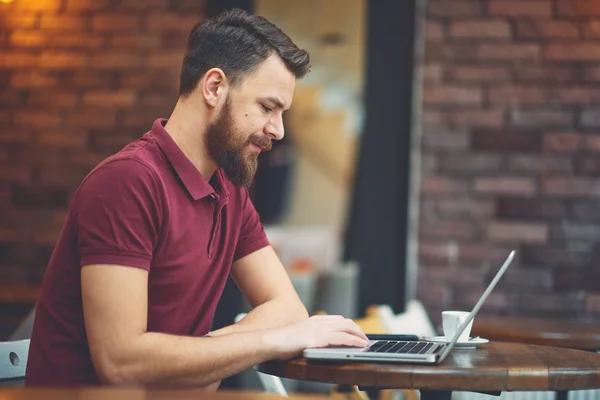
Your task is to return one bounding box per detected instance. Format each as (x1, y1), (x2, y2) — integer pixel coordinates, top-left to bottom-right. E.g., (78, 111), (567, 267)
(0, 0), (206, 284)
(418, 0), (600, 321)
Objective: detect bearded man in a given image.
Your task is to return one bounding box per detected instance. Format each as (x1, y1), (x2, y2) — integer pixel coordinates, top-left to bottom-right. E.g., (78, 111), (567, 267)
(26, 8), (368, 388)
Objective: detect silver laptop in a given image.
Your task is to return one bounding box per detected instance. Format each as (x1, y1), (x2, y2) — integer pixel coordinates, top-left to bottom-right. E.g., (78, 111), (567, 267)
(304, 250), (515, 364)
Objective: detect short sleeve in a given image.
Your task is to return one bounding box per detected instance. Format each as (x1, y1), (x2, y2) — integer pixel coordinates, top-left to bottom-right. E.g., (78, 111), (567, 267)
(233, 188), (270, 261)
(74, 159), (162, 271)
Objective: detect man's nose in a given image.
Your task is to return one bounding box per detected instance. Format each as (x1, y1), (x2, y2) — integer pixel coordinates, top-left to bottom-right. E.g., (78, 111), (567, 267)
(265, 114), (284, 140)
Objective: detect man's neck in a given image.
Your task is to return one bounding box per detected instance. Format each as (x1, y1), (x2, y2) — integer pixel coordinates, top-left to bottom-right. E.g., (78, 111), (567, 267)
(163, 99), (217, 181)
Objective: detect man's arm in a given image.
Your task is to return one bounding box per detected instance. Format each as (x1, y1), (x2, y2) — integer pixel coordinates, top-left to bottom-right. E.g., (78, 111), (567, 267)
(82, 263), (368, 388)
(208, 246), (308, 337)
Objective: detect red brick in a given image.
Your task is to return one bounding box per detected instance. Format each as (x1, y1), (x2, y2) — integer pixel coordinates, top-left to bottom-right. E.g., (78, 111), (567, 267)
(139, 92), (176, 108)
(450, 20), (511, 39)
(545, 44), (600, 61)
(419, 220), (480, 240)
(516, 20), (580, 39)
(454, 291), (508, 311)
(507, 155), (572, 173)
(425, 21), (444, 41)
(509, 109), (573, 129)
(587, 293), (600, 314)
(541, 177), (600, 197)
(583, 66), (600, 82)
(147, 51), (186, 69)
(582, 135), (600, 152)
(28, 91), (78, 108)
(0, 14), (37, 28)
(556, 1), (600, 17)
(145, 13), (203, 32)
(0, 52), (38, 68)
(88, 129), (136, 152)
(88, 53), (142, 69)
(10, 72), (57, 88)
(52, 35), (105, 48)
(448, 66), (510, 82)
(497, 198), (565, 220)
(40, 15), (89, 30)
(438, 153), (502, 173)
(37, 130), (88, 149)
(582, 21), (600, 38)
(422, 131), (469, 150)
(120, 72), (179, 90)
(570, 200), (600, 221)
(543, 132), (580, 152)
(427, 0), (483, 17)
(503, 268), (553, 291)
(423, 109), (505, 129)
(92, 15), (140, 31)
(471, 130), (542, 152)
(479, 44), (540, 61)
(474, 177), (537, 196)
(117, 0), (170, 9)
(58, 72), (115, 89)
(65, 109), (117, 128)
(488, 0), (552, 17)
(122, 110), (167, 129)
(173, 0), (207, 12)
(487, 221), (548, 243)
(421, 155), (438, 174)
(517, 293), (584, 316)
(65, 0), (111, 10)
(515, 66), (576, 83)
(434, 198), (496, 219)
(422, 64), (443, 83)
(420, 178), (468, 195)
(83, 90), (136, 107)
(425, 43), (477, 62)
(580, 109), (600, 129)
(13, 111), (62, 128)
(10, 31), (48, 47)
(14, 0), (60, 11)
(574, 157), (600, 175)
(110, 34), (163, 49)
(0, 128), (34, 144)
(39, 51), (87, 69)
(422, 85), (482, 105)
(487, 86), (548, 105)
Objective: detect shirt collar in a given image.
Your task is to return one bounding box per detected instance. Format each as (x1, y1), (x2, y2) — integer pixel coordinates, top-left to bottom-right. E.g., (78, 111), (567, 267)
(151, 118), (229, 201)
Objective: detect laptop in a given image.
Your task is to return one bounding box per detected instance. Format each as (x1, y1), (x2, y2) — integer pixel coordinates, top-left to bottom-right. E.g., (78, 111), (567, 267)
(303, 250), (516, 364)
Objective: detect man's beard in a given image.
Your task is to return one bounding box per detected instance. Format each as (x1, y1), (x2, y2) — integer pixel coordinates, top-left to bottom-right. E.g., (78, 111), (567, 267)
(205, 98), (272, 188)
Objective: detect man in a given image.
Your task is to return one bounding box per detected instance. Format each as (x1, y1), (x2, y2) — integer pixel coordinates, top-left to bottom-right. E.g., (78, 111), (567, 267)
(26, 8), (368, 388)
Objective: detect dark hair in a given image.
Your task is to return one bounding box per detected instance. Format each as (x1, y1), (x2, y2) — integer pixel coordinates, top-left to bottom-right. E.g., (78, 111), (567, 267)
(179, 8), (311, 97)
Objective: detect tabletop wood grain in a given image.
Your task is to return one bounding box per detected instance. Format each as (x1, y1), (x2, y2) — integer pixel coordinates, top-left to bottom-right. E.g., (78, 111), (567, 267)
(258, 342), (600, 392)
(472, 317), (600, 350)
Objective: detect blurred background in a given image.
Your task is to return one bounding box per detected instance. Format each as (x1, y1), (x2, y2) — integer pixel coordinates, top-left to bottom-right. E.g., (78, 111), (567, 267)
(1, 0), (600, 394)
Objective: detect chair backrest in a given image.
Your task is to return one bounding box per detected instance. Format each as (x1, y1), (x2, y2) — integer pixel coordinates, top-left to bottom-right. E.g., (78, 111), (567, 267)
(0, 339), (30, 383)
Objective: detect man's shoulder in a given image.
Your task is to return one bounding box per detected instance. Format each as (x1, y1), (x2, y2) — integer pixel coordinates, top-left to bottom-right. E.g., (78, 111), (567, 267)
(79, 135), (165, 194)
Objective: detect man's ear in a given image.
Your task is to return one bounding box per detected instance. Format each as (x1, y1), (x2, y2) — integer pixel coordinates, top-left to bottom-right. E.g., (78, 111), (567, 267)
(201, 68), (228, 108)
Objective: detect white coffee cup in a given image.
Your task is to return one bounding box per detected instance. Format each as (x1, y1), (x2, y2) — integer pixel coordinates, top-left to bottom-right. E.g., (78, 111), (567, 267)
(442, 311), (473, 343)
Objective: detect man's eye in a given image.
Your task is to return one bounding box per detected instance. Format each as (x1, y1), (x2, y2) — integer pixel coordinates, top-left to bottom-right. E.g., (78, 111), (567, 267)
(261, 104), (273, 113)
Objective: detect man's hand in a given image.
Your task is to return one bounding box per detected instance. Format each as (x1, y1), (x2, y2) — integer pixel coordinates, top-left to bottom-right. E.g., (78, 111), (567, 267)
(263, 315), (369, 360)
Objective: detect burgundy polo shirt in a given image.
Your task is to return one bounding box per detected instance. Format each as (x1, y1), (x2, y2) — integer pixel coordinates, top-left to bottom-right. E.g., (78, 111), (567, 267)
(26, 119), (269, 386)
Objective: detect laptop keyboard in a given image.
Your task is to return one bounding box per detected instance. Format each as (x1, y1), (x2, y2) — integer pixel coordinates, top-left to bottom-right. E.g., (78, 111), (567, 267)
(367, 340), (435, 354)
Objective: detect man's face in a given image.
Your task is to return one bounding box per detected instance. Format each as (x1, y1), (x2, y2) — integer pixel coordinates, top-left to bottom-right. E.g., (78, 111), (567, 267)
(205, 54), (296, 188)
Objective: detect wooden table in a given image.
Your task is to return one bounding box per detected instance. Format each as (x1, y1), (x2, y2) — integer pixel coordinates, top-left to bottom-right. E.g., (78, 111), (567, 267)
(0, 388), (320, 400)
(472, 317), (600, 351)
(258, 342), (600, 400)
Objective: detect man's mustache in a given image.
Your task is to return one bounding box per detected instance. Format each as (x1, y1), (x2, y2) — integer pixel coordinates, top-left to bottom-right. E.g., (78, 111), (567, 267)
(249, 136), (273, 152)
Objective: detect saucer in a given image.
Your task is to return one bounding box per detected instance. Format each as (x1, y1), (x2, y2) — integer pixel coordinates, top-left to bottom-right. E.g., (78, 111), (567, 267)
(424, 336), (489, 349)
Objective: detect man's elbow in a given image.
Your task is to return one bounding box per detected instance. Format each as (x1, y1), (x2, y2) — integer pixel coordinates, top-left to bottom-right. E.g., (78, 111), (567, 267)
(92, 350), (143, 386)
